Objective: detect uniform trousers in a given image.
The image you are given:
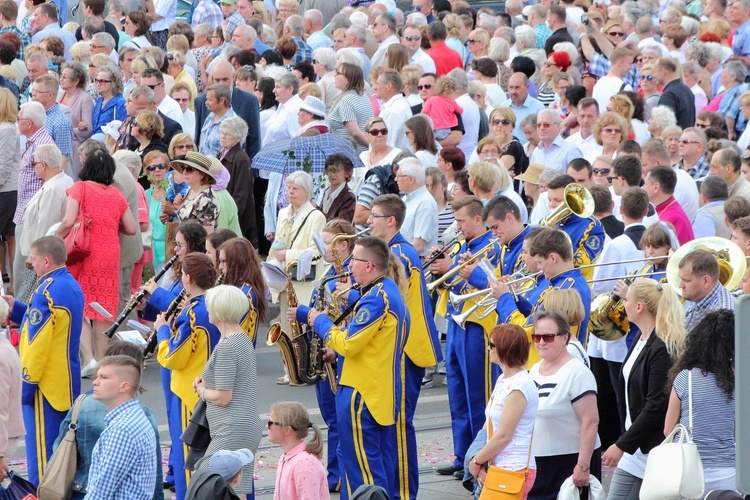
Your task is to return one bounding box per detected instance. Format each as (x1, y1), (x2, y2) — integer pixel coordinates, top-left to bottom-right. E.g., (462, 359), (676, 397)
(22, 385), (67, 486)
(315, 363), (340, 491)
(393, 356), (424, 500)
(161, 367), (175, 485)
(168, 394), (193, 500)
(445, 320), (499, 467)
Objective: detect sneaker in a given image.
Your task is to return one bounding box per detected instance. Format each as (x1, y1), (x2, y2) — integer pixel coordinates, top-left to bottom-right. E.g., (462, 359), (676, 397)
(437, 362), (446, 375)
(421, 375), (434, 388)
(442, 376), (448, 386)
(81, 359), (98, 379)
(436, 463), (462, 476)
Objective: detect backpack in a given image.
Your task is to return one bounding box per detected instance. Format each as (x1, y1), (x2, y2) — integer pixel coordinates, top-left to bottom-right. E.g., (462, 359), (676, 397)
(364, 164), (399, 196)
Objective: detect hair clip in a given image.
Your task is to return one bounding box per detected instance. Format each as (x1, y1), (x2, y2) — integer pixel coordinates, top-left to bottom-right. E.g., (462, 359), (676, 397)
(656, 282), (663, 292)
(308, 422), (313, 428)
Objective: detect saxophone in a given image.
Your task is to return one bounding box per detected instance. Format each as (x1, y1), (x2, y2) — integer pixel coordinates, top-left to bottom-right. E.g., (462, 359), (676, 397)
(328, 230), (366, 318)
(266, 260), (329, 386)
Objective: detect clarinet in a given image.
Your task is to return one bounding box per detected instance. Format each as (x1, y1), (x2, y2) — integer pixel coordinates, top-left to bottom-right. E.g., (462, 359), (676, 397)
(142, 288), (187, 356)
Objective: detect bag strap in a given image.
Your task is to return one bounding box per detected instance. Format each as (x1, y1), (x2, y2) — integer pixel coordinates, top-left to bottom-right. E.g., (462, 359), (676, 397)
(688, 369), (693, 435)
(289, 206), (320, 249)
(484, 389), (534, 473)
(69, 394), (87, 428)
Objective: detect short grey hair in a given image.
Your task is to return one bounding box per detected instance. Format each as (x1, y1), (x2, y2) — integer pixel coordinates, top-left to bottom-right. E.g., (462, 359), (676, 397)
(347, 24), (367, 44)
(92, 32), (115, 50)
(349, 11), (368, 27)
(515, 25), (536, 49)
(20, 101), (46, 127)
(724, 60), (746, 84)
(446, 68), (468, 91)
(285, 14), (305, 35)
(650, 105), (677, 130)
(286, 170), (313, 199)
(539, 168), (561, 184)
(194, 23), (214, 39)
(206, 83), (232, 106)
(112, 149), (143, 177)
(397, 157), (425, 184)
(330, 12), (352, 32)
(376, 13), (396, 32)
(682, 61), (701, 78)
(129, 85), (155, 104)
(34, 144), (61, 169)
(26, 52), (48, 68)
(699, 174), (728, 201)
(337, 48), (363, 68)
(277, 72), (300, 93)
(406, 12), (427, 26)
(488, 37), (510, 63)
(687, 42), (710, 67)
(477, 12), (498, 32)
(312, 47), (337, 71)
(640, 44), (662, 59)
(538, 108), (561, 124)
(219, 115), (249, 143)
(705, 42), (724, 63)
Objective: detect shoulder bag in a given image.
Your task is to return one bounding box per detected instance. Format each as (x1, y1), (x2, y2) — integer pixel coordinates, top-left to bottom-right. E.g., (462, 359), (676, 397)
(640, 369), (705, 500)
(37, 394), (87, 500)
(478, 394), (532, 500)
(64, 182), (93, 265)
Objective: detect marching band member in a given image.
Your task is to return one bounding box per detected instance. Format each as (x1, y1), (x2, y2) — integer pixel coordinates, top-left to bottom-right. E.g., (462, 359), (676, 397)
(367, 194), (441, 500)
(429, 196), (501, 479)
(291, 237), (408, 500)
(205, 229), (238, 270)
(545, 175), (605, 280)
(677, 250), (735, 332)
(155, 253), (221, 500)
(216, 237), (268, 347)
(2, 236), (84, 486)
(482, 195), (530, 277)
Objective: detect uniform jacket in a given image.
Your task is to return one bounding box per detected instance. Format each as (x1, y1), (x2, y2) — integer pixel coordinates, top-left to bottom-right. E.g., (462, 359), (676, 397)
(556, 214), (605, 281)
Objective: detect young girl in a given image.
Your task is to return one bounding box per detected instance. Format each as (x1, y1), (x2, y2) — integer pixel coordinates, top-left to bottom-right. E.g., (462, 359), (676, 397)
(269, 402), (330, 500)
(421, 76), (464, 141)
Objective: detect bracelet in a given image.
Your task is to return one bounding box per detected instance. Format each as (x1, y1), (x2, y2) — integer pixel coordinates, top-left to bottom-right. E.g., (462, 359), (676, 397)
(577, 463), (589, 472)
(201, 388), (206, 400)
(473, 460), (484, 467)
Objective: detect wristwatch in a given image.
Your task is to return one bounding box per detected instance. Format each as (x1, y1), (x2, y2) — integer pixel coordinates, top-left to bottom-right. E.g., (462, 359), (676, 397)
(577, 463), (589, 472)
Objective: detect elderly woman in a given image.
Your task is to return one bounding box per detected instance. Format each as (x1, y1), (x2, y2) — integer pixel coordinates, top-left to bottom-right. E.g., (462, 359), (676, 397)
(312, 47), (339, 113)
(166, 51), (197, 111)
(57, 62), (93, 178)
(316, 153), (355, 222)
(487, 37), (513, 93)
(131, 109), (168, 158)
(660, 125), (684, 165)
(591, 112), (628, 162)
(736, 91), (750, 151)
(639, 64), (661, 121)
(647, 105), (677, 140)
(91, 64), (126, 138)
(682, 62), (707, 116)
(405, 114), (439, 168)
(330, 62), (373, 154)
(262, 73), (303, 147)
(296, 96), (329, 136)
(169, 82), (195, 141)
(219, 115), (255, 241)
(528, 310), (601, 497)
(199, 84), (235, 158)
(468, 161), (527, 222)
(57, 149), (136, 373)
(520, 114), (540, 157)
(466, 29), (490, 66)
(354, 117), (401, 194)
(171, 151), (219, 232)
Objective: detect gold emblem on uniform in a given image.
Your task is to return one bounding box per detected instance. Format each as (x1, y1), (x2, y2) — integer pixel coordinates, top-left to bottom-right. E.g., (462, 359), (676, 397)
(355, 308), (371, 325)
(29, 308), (43, 325)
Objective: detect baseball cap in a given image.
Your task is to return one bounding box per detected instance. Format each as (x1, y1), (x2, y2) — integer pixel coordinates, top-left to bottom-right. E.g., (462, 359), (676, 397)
(209, 449), (255, 480)
(516, 5), (532, 22)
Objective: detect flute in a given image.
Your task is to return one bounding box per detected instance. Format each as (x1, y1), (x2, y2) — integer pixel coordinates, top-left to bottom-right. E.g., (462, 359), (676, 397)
(104, 255), (178, 338)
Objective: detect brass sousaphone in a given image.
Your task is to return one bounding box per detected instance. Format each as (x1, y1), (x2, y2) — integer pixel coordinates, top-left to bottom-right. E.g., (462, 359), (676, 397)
(540, 183), (595, 226)
(666, 237), (747, 295)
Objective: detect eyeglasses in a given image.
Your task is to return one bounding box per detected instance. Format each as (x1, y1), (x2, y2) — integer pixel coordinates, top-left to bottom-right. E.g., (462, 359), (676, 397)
(94, 78), (111, 85)
(371, 22), (381, 27)
(592, 168), (611, 175)
(488, 341), (495, 349)
(411, 4), (422, 11)
(679, 139), (699, 144)
(466, 39), (478, 44)
(173, 241), (185, 249)
(31, 161), (45, 166)
(607, 31), (624, 37)
(350, 256), (371, 264)
(90, 44), (106, 50)
(603, 127), (621, 134)
(312, 59), (319, 64)
(395, 174), (412, 178)
(639, 74), (654, 81)
(635, 57), (644, 63)
(368, 213), (392, 219)
(543, 61), (558, 67)
(61, 74), (74, 81)
(173, 97), (189, 103)
(147, 163), (168, 171)
(146, 83), (164, 90)
(531, 332), (566, 343)
(492, 119), (511, 126)
(404, 35), (421, 41)
(536, 122), (553, 129)
(267, 420), (284, 429)
(417, 84), (433, 90)
(31, 89), (52, 95)
(175, 144), (194, 150)
(368, 128), (388, 136)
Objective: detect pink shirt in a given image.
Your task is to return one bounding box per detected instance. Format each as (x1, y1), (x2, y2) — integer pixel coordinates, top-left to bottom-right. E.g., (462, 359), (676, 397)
(273, 442), (330, 500)
(422, 95), (463, 129)
(656, 196), (695, 245)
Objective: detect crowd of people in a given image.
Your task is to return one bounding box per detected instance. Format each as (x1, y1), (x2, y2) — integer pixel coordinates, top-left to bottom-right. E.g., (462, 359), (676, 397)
(0, 0), (748, 497)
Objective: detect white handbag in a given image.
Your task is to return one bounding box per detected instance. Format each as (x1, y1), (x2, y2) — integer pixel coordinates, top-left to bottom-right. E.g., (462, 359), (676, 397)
(640, 370), (705, 500)
(556, 475), (605, 500)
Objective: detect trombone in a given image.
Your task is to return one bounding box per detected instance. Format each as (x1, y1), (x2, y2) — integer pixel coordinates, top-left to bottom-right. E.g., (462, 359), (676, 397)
(426, 238), (499, 294)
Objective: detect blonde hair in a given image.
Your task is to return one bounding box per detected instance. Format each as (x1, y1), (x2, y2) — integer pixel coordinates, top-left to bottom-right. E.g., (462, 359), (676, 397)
(628, 279), (686, 357)
(270, 401), (324, 457)
(0, 65), (15, 83)
(166, 34), (190, 55)
(593, 111), (628, 146)
(467, 161), (503, 193)
(0, 87), (18, 122)
(70, 40), (91, 64)
(436, 76), (458, 97)
(543, 288), (585, 327)
(443, 13), (462, 38)
(386, 254), (409, 298)
(299, 82), (322, 99)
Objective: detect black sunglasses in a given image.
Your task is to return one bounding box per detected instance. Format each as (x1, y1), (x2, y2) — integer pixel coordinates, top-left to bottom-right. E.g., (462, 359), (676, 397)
(147, 163), (168, 171)
(369, 128), (388, 136)
(417, 84), (433, 90)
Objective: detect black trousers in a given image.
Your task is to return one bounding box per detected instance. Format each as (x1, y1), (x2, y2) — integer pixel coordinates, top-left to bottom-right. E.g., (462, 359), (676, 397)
(590, 356), (622, 449)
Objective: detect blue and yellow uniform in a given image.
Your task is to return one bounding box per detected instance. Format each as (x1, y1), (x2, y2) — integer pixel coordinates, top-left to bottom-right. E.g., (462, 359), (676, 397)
(388, 232), (441, 500)
(10, 267), (84, 486)
(238, 282), (262, 347)
(556, 214), (605, 280)
(499, 226), (531, 277)
(442, 230), (501, 469)
(156, 293), (221, 500)
(300, 276), (407, 500)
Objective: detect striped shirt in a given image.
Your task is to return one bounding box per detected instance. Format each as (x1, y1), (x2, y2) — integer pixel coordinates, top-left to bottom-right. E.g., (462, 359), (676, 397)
(14, 127), (54, 224)
(329, 90), (373, 155)
(437, 203), (454, 245)
(684, 284), (735, 333)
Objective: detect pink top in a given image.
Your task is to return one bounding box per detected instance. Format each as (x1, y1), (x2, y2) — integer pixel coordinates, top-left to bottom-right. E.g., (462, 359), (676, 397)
(656, 196), (695, 245)
(273, 442), (330, 500)
(422, 95), (463, 129)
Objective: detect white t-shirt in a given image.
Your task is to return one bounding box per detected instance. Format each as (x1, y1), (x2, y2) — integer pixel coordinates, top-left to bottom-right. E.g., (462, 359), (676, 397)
(485, 370), (539, 470)
(456, 93), (480, 161)
(529, 358), (601, 457)
(592, 76), (632, 114)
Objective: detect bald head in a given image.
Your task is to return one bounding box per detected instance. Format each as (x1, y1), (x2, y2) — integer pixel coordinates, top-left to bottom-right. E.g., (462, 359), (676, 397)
(213, 61), (236, 87)
(507, 72), (529, 106)
(231, 24), (256, 50)
(303, 9), (323, 32)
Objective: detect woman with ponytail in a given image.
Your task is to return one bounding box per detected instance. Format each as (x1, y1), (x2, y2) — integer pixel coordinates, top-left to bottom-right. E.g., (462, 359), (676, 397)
(602, 278), (686, 499)
(268, 401), (329, 499)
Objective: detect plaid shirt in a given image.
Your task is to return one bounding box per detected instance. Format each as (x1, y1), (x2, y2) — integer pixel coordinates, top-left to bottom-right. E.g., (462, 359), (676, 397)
(191, 0), (223, 29)
(223, 10), (244, 39)
(292, 36), (313, 63)
(676, 156), (710, 180)
(684, 283), (736, 333)
(534, 23), (552, 50)
(45, 104), (74, 157)
(0, 26), (30, 60)
(589, 53), (640, 89)
(86, 399), (157, 500)
(14, 127), (54, 224)
(719, 83), (750, 135)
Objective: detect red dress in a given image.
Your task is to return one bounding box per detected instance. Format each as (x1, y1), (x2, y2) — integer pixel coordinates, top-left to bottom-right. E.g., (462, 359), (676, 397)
(66, 181), (129, 321)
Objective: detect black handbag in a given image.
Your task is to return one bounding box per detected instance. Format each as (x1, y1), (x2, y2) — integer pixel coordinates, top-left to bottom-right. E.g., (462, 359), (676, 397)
(180, 399), (211, 470)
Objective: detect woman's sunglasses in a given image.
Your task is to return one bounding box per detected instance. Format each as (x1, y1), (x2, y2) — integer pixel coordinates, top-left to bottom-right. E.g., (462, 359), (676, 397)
(147, 163), (168, 171)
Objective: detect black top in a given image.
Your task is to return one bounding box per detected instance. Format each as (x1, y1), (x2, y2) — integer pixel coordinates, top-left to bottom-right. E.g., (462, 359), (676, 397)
(545, 27), (574, 55)
(502, 137), (528, 177)
(658, 79), (696, 129)
(75, 20), (120, 46)
(600, 214), (624, 240)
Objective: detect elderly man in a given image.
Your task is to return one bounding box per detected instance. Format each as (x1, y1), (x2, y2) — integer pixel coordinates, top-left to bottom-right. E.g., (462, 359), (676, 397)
(645, 165), (695, 244)
(140, 69), (185, 129)
(230, 24), (256, 51)
(718, 61), (750, 139)
(90, 32), (118, 66)
(395, 158), (438, 256)
(693, 175), (731, 239)
(529, 109), (583, 171)
(23, 53), (48, 103)
(676, 127), (710, 180)
(344, 25), (371, 78)
(411, 0), (436, 22)
(566, 98), (602, 161)
(710, 147), (750, 200)
(370, 13), (398, 68)
(31, 75), (73, 173)
(501, 73), (544, 143)
(2, 236), (84, 487)
(284, 14), (313, 63)
(30, 3), (75, 58)
(376, 69), (412, 151)
(303, 9), (331, 49)
(401, 23), (435, 73)
(656, 57), (696, 129)
(75, 0), (119, 44)
(199, 84), (235, 157)
(679, 249), (735, 332)
(116, 86), (183, 152)
(246, 17), (272, 54)
(446, 68), (480, 160)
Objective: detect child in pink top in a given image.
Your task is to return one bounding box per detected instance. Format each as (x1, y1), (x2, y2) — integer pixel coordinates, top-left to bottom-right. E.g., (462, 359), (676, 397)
(270, 401), (330, 500)
(421, 76), (464, 141)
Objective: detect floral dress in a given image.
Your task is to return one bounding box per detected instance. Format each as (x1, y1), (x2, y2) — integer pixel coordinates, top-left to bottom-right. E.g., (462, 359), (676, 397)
(177, 186), (220, 228)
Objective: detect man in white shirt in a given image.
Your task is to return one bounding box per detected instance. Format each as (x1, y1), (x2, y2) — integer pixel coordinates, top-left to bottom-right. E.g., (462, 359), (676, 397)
(641, 139), (699, 222)
(447, 68), (480, 160)
(566, 97), (603, 162)
(140, 69), (185, 129)
(592, 46), (633, 111)
(401, 24), (436, 73)
(370, 12), (399, 68)
(530, 109), (583, 171)
(376, 69), (412, 151)
(396, 158), (439, 255)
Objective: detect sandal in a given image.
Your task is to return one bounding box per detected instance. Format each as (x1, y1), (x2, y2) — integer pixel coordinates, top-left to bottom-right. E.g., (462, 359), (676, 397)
(276, 375), (290, 385)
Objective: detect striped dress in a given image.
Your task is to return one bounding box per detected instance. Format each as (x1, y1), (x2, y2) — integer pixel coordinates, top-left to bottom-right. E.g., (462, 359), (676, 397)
(197, 332), (262, 493)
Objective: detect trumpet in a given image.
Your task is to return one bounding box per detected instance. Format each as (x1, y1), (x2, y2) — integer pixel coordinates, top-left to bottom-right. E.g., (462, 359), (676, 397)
(448, 270), (542, 311)
(426, 238), (499, 294)
(451, 293), (498, 328)
(423, 235), (463, 279)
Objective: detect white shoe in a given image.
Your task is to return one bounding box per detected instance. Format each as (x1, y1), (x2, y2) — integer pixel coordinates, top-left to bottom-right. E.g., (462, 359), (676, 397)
(81, 360), (97, 378)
